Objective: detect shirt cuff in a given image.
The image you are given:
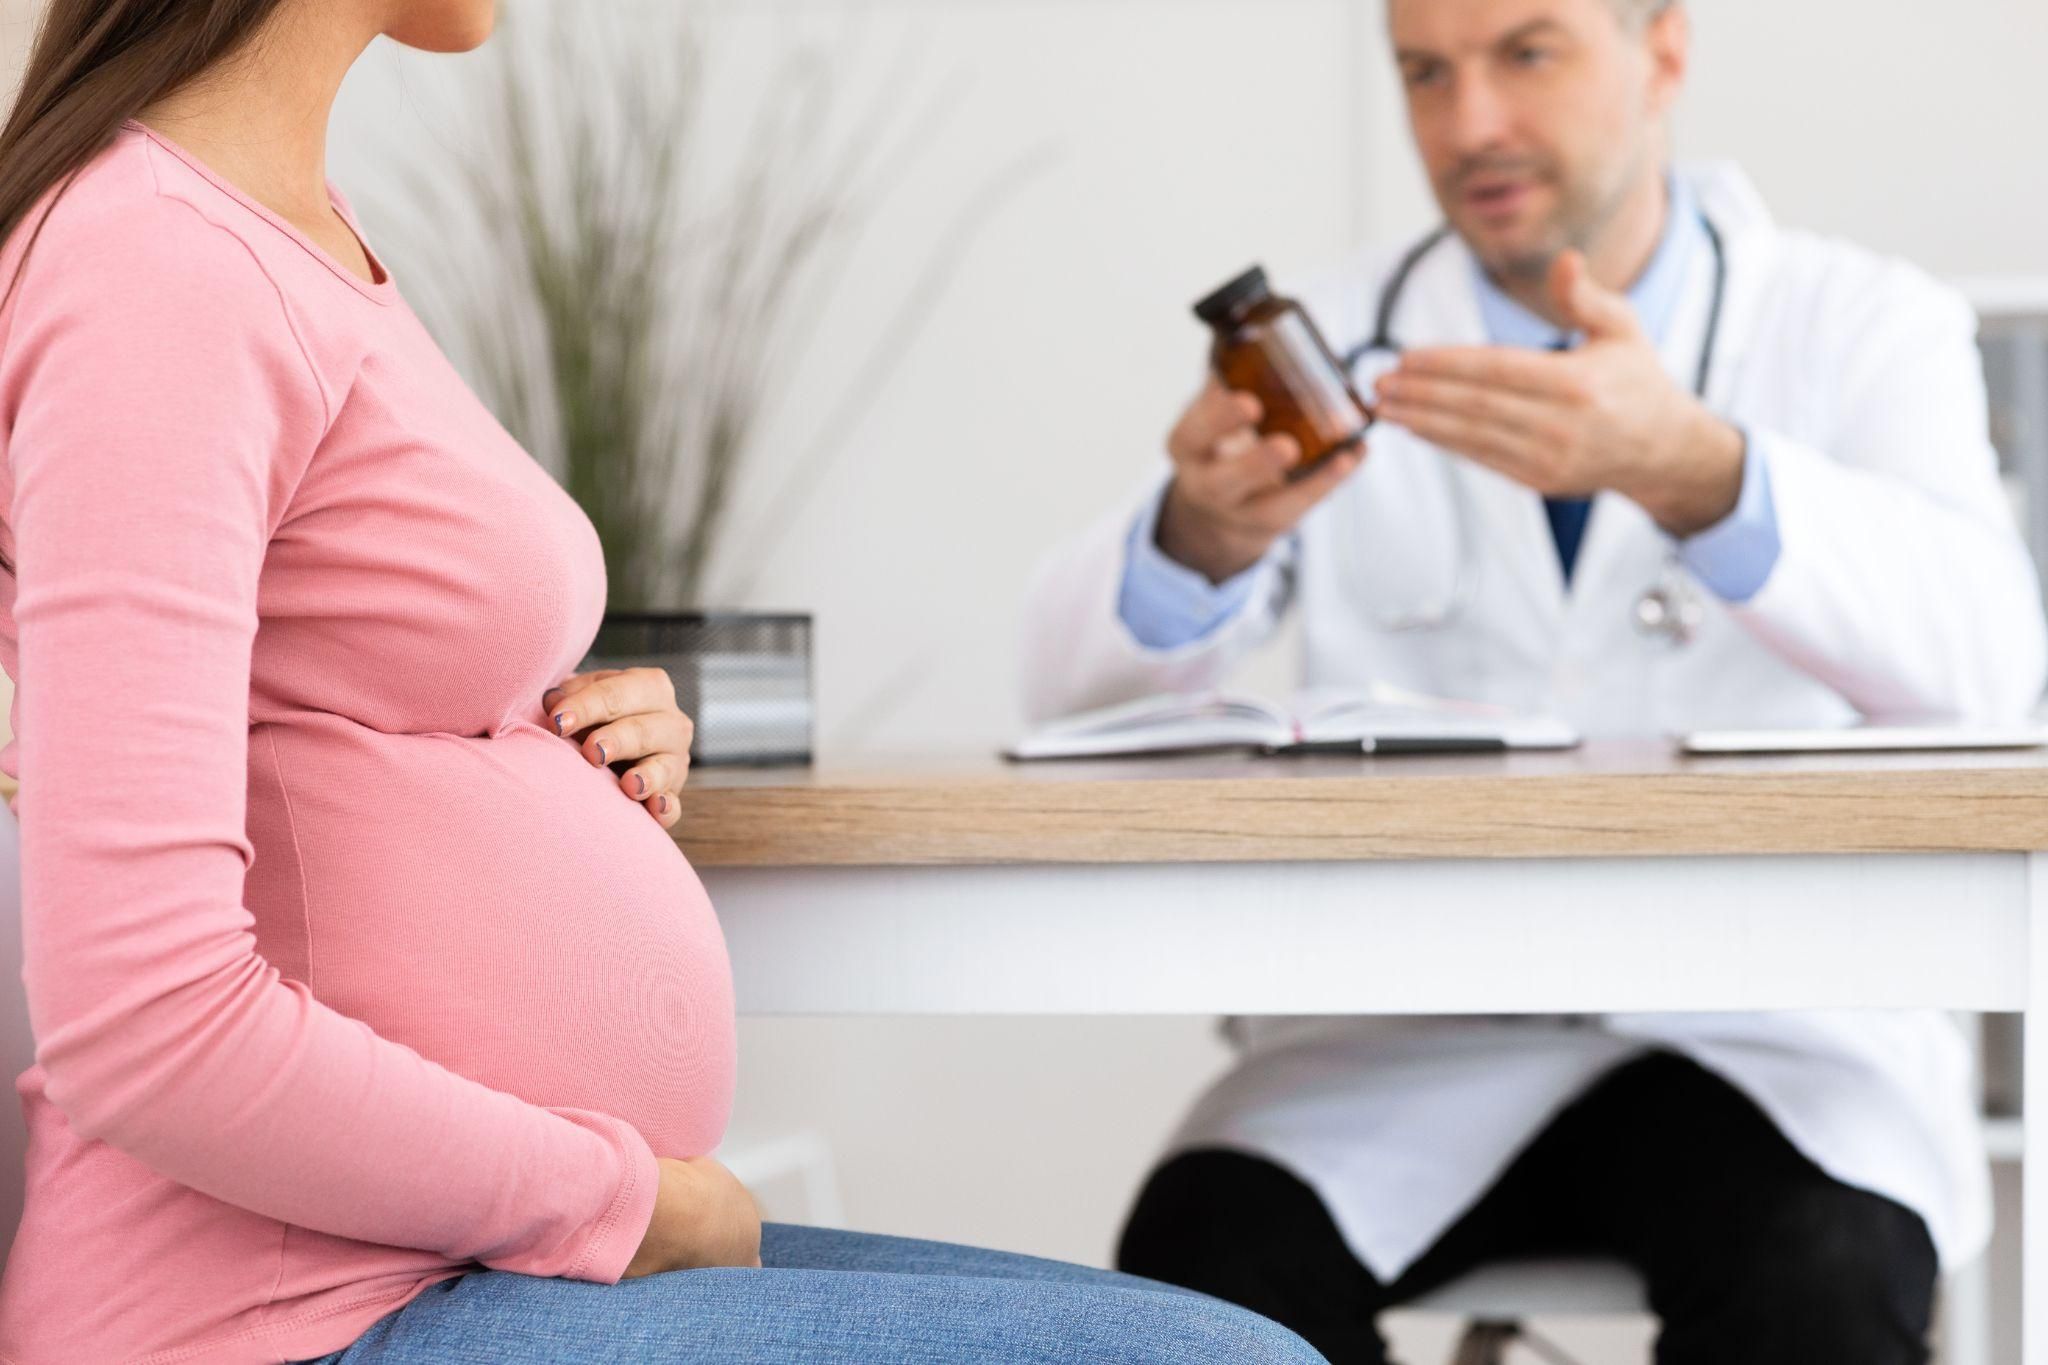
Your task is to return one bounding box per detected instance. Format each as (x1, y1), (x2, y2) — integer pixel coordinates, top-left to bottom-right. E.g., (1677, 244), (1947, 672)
(557, 1114), (663, 1285)
(1116, 485), (1265, 649)
(1677, 430), (1782, 605)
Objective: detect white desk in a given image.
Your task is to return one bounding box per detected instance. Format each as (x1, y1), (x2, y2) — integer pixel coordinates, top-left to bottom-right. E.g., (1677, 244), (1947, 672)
(674, 742), (2048, 1358)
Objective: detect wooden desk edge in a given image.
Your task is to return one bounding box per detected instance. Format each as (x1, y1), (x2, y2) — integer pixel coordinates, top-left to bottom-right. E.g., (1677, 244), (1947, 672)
(672, 762), (2048, 868)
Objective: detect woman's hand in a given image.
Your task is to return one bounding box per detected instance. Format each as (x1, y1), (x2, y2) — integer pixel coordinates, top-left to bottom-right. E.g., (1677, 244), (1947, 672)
(621, 1156), (763, 1277)
(541, 667), (693, 829)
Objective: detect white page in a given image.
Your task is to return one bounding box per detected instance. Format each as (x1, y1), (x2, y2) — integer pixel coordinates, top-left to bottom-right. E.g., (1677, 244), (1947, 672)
(1005, 691), (1293, 760)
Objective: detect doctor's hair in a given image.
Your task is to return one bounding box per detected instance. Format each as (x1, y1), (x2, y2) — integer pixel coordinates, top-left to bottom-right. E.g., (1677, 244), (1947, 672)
(0, 0), (291, 577)
(1610, 0), (1681, 27)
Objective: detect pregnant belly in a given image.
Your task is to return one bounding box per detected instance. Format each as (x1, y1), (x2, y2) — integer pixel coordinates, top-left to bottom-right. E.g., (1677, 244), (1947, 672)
(250, 714), (736, 1158)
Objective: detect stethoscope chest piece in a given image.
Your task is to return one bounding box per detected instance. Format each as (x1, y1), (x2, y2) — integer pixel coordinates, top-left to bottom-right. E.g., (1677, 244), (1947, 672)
(1633, 562), (1706, 647)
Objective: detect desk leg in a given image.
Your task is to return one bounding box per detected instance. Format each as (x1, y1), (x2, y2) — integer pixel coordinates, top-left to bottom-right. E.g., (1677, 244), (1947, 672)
(2029, 852), (2047, 1365)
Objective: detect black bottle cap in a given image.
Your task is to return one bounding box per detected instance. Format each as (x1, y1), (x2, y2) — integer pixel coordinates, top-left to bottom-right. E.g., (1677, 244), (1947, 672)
(1193, 265), (1270, 326)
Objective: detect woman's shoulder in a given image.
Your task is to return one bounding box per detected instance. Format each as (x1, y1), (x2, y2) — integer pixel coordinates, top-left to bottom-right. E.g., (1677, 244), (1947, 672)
(4, 125), (362, 423)
(21, 124), (299, 312)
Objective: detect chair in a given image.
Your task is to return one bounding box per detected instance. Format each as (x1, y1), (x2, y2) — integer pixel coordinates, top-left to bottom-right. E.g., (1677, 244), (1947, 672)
(1403, 1257), (1645, 1365)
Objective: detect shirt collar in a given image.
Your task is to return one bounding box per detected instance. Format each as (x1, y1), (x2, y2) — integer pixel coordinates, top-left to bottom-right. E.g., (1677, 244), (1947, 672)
(1470, 173), (1703, 350)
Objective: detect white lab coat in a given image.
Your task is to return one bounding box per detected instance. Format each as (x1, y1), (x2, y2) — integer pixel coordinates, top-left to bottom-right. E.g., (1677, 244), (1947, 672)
(1018, 163), (2048, 1280)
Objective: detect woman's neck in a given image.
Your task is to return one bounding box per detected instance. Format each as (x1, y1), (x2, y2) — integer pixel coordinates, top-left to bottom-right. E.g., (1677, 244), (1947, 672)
(136, 2), (378, 225)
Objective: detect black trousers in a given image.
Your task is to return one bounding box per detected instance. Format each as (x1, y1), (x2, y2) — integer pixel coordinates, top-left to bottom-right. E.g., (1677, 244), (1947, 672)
(1117, 1051), (1938, 1365)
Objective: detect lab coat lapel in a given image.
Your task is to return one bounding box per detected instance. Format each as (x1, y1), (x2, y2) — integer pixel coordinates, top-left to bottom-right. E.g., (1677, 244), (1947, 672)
(1686, 160), (1783, 413)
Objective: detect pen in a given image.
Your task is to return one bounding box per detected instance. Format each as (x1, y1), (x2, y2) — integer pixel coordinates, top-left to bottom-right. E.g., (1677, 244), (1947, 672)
(1263, 737), (1509, 756)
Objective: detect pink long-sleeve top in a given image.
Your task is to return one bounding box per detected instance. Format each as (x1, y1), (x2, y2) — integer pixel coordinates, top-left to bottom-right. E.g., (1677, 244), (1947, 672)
(0, 121), (737, 1364)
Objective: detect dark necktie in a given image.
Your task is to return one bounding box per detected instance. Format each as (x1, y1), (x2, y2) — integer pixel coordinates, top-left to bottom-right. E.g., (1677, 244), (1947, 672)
(1542, 336), (1591, 584)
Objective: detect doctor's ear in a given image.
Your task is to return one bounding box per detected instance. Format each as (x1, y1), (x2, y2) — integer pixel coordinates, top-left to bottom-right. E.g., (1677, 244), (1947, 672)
(1642, 3), (1691, 117)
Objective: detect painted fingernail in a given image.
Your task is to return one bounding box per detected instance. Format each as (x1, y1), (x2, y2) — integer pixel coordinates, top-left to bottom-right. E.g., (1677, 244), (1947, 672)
(553, 712), (573, 734)
(595, 742), (608, 765)
(660, 794), (671, 815)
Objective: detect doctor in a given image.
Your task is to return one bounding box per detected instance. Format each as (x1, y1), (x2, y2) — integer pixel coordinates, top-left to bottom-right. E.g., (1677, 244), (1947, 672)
(1020, 0), (2048, 1361)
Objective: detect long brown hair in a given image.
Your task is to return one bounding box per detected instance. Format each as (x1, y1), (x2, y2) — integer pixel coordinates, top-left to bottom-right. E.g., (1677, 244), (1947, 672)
(0, 0), (289, 574)
(0, 1), (289, 253)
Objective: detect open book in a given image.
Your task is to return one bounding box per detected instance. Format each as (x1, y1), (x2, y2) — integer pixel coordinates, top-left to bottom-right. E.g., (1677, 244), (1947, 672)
(1007, 685), (1580, 761)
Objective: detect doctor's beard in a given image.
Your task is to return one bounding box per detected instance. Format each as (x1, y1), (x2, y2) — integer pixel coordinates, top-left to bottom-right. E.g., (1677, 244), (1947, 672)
(1448, 141), (1655, 291)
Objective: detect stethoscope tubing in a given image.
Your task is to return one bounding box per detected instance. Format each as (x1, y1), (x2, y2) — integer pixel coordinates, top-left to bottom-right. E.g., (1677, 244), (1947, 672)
(1344, 216), (1727, 390)
(1334, 215), (1730, 638)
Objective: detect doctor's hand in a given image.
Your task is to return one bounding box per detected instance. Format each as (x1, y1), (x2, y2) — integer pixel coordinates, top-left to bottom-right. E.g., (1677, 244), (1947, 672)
(1373, 251), (1747, 538)
(1156, 378), (1364, 584)
(542, 667), (692, 830)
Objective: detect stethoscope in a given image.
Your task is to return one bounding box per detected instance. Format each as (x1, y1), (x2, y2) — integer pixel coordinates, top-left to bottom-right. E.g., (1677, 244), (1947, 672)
(1335, 213), (1729, 645)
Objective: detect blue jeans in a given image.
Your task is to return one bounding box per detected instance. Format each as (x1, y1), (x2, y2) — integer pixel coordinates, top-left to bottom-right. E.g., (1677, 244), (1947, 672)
(296, 1223), (1325, 1363)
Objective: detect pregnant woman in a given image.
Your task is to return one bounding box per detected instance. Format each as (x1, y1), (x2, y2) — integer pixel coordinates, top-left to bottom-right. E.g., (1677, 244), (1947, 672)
(0, 3), (1322, 1363)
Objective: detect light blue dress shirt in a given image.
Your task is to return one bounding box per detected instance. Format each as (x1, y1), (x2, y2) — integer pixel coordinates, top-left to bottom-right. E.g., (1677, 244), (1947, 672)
(1119, 179), (1781, 649)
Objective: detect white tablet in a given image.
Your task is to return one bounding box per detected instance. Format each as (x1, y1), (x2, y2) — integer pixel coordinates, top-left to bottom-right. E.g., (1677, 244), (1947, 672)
(1679, 725), (2048, 756)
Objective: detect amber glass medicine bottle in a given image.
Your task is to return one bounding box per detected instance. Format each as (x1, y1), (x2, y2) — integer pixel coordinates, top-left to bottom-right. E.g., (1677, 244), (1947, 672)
(1193, 265), (1373, 472)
